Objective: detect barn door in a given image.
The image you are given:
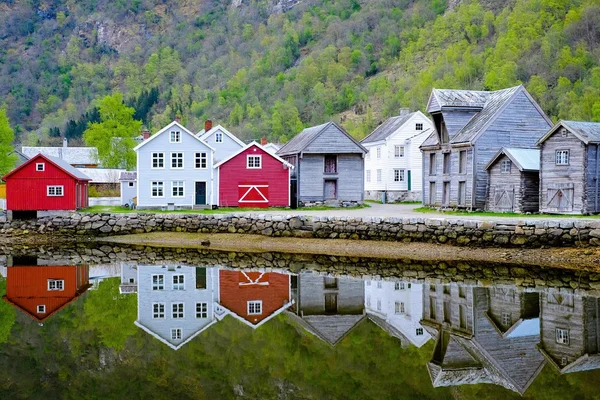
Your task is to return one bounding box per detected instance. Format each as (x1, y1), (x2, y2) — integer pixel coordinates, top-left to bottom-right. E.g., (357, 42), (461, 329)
(324, 180), (337, 200)
(238, 184), (269, 207)
(494, 185), (514, 211)
(325, 293), (338, 314)
(546, 184), (574, 212)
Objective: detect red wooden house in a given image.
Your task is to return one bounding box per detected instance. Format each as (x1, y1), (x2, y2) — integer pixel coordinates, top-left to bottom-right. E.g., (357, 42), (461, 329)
(2, 153), (91, 211)
(3, 265), (91, 322)
(214, 142), (293, 208)
(218, 270), (293, 328)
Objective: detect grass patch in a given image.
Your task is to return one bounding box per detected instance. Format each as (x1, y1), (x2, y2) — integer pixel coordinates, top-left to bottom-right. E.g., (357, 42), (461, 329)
(413, 207), (600, 218)
(364, 199), (382, 204)
(301, 203), (370, 210)
(399, 200), (422, 204)
(81, 203), (369, 214)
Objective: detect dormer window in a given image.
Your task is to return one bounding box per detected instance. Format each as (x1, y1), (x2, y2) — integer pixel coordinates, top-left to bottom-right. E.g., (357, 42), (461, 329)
(170, 131), (181, 143)
(215, 132), (223, 143)
(501, 160), (511, 173)
(36, 163), (45, 171)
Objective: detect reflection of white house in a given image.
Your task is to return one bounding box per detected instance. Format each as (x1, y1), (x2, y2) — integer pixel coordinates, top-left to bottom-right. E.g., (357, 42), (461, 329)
(365, 280), (431, 347)
(88, 265), (121, 290)
(122, 265), (223, 350)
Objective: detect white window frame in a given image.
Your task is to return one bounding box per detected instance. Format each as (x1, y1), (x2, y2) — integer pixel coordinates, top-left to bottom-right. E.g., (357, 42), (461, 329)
(215, 132), (223, 143)
(170, 152), (184, 169)
(172, 181), (185, 198)
(416, 123), (423, 131)
(556, 328), (569, 345)
(377, 169), (382, 182)
(128, 182), (134, 187)
(395, 145), (405, 158)
(367, 295), (371, 307)
(47, 279), (64, 291)
(196, 302), (208, 319)
(366, 170), (371, 183)
(394, 169), (405, 182)
(169, 131), (181, 143)
(394, 302), (405, 314)
(172, 274), (185, 290)
(247, 155), (262, 169)
(395, 282), (406, 290)
(416, 328), (424, 336)
(151, 181), (164, 198)
(502, 312), (512, 326)
(37, 305), (46, 313)
(195, 152), (207, 169)
(376, 147), (381, 159)
(172, 303), (184, 319)
(247, 300), (262, 315)
(151, 152), (165, 169)
(377, 299), (382, 311)
(47, 186), (64, 197)
(501, 160), (511, 173)
(152, 303), (165, 319)
(171, 328), (182, 340)
(36, 163), (45, 171)
(152, 274), (165, 291)
(556, 150), (569, 166)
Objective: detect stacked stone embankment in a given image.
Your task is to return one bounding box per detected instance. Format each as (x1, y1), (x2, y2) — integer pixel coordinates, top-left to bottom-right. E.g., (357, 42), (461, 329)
(1, 212), (600, 248)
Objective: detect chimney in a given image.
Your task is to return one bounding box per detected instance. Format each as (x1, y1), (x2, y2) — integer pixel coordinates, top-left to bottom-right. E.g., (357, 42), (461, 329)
(175, 115), (181, 124)
(399, 108), (410, 117)
(62, 137), (68, 148)
(142, 129), (150, 140)
(205, 120), (213, 132)
(260, 137), (267, 146)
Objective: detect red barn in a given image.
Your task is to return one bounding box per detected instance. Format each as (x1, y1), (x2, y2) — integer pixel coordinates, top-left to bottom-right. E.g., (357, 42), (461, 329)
(215, 142), (292, 207)
(3, 265), (91, 322)
(219, 270), (292, 328)
(2, 153), (91, 211)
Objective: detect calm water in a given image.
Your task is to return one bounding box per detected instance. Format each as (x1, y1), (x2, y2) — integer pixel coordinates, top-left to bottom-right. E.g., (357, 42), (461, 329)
(0, 246), (599, 399)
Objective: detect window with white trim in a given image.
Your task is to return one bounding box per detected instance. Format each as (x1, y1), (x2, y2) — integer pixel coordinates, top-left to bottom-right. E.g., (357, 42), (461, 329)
(395, 145), (405, 158)
(152, 274), (164, 290)
(556, 150), (569, 165)
(377, 281), (382, 289)
(128, 182), (134, 187)
(247, 155), (261, 169)
(195, 152), (207, 169)
(37, 305), (46, 313)
(556, 328), (569, 345)
(247, 300), (262, 315)
(416, 328), (424, 336)
(172, 274), (184, 290)
(395, 282), (405, 290)
(152, 152), (164, 168)
(47, 186), (64, 196)
(172, 303), (184, 319)
(48, 279), (64, 291)
(170, 131), (181, 143)
(366, 281), (371, 286)
(501, 160), (511, 173)
(172, 181), (184, 197)
(151, 181), (164, 197)
(153, 303), (165, 319)
(367, 295), (371, 307)
(394, 169), (405, 182)
(196, 302), (208, 318)
(395, 302), (405, 314)
(171, 152), (184, 169)
(36, 163), (45, 171)
(416, 123), (423, 131)
(366, 170), (371, 182)
(171, 328), (182, 340)
(377, 169), (382, 182)
(377, 147), (381, 159)
(377, 299), (382, 311)
(215, 132), (223, 143)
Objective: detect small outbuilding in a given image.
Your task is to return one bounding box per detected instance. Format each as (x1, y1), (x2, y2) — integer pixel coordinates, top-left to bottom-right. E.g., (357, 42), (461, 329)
(119, 171), (137, 207)
(2, 153), (91, 216)
(484, 148), (540, 213)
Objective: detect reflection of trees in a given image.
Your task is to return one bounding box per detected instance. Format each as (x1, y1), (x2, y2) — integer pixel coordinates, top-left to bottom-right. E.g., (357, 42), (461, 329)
(0, 277), (15, 344)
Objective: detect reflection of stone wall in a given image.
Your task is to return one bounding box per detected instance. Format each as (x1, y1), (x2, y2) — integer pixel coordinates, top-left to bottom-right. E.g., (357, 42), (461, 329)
(3, 243), (600, 294)
(2, 212), (600, 248)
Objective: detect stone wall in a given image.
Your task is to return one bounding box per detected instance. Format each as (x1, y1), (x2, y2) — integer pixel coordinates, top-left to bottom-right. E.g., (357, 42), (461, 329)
(1, 212), (600, 248)
(364, 190), (422, 203)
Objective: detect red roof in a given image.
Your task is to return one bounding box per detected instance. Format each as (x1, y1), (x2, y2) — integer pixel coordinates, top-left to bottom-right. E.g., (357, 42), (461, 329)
(2, 153), (91, 182)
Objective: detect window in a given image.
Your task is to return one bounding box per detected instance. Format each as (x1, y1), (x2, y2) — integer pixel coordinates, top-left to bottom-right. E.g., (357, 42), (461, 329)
(171, 152), (183, 169)
(377, 147), (381, 159)
(195, 152), (207, 169)
(395, 282), (405, 290)
(248, 301), (262, 315)
(458, 151), (467, 174)
(324, 277), (338, 289)
(48, 279), (64, 291)
(173, 274), (185, 290)
(377, 281), (382, 289)
(36, 163), (44, 171)
(196, 303), (208, 318)
(172, 303), (184, 319)
(556, 150), (569, 165)
(247, 155), (261, 169)
(152, 274), (164, 290)
(152, 152), (164, 168)
(416, 123), (423, 131)
(429, 153), (436, 175)
(172, 181), (184, 197)
(395, 145), (405, 158)
(366, 281), (371, 286)
(501, 160), (511, 173)
(429, 182), (436, 204)
(324, 155), (337, 173)
(443, 153), (450, 174)
(416, 328), (424, 336)
(366, 170), (371, 182)
(560, 128), (568, 138)
(556, 328), (569, 345)
(377, 299), (382, 311)
(367, 295), (371, 307)
(151, 181), (164, 197)
(502, 312), (512, 326)
(442, 182), (450, 205)
(458, 181), (466, 206)
(561, 357), (569, 366)
(128, 182), (134, 187)
(443, 285), (450, 294)
(459, 304), (467, 329)
(153, 303), (165, 319)
(395, 302), (405, 314)
(429, 297), (437, 319)
(215, 132), (223, 143)
(47, 186), (64, 197)
(37, 305), (46, 314)
(394, 169), (405, 182)
(171, 328), (182, 340)
(170, 131), (181, 143)
(377, 169), (382, 182)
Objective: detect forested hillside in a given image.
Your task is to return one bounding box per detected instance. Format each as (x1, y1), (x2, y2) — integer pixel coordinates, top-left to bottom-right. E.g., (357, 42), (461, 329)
(0, 0), (599, 146)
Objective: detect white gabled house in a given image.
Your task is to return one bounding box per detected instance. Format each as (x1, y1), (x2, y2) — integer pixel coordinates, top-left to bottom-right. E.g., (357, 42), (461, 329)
(134, 121), (216, 210)
(361, 109), (433, 202)
(197, 123), (246, 164)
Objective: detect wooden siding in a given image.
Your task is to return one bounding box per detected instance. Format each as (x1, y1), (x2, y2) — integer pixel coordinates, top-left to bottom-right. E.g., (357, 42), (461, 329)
(585, 144), (600, 213)
(297, 274), (364, 315)
(486, 156), (539, 213)
(202, 128), (244, 164)
(120, 181), (137, 205)
(442, 111), (476, 139)
(422, 148), (473, 207)
(298, 154), (364, 202)
(303, 124), (365, 154)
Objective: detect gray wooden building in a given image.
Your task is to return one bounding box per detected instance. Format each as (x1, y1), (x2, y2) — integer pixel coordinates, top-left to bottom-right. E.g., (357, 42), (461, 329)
(537, 121), (600, 214)
(484, 148), (540, 213)
(420, 85), (552, 210)
(277, 122), (367, 205)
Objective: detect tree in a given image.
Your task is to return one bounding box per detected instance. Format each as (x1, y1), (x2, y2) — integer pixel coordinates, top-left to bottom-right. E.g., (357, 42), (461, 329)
(0, 108), (16, 176)
(83, 93), (142, 169)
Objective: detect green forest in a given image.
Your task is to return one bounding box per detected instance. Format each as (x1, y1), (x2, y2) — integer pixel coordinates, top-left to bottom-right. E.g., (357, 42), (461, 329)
(0, 0), (599, 147)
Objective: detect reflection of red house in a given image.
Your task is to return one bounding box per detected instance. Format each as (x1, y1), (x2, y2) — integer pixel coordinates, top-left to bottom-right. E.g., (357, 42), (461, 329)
(2, 266), (91, 322)
(215, 142), (292, 208)
(219, 270), (292, 328)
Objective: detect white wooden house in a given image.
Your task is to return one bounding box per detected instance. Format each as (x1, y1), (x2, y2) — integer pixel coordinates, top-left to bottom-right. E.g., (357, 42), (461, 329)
(197, 124), (245, 164)
(361, 110), (433, 202)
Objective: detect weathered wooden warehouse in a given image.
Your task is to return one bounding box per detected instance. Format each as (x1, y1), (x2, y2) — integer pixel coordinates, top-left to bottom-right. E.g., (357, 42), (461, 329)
(537, 120), (600, 214)
(484, 148), (540, 213)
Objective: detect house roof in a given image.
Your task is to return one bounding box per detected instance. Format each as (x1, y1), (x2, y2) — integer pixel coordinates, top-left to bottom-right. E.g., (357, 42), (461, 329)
(361, 113), (416, 144)
(427, 88), (491, 110)
(8, 149), (29, 161)
(78, 168), (125, 183)
(485, 148), (540, 172)
(420, 130), (440, 148)
(213, 141), (293, 169)
(295, 314), (366, 346)
(21, 146), (98, 165)
(119, 171), (137, 181)
(3, 153), (91, 181)
(198, 125), (246, 147)
(133, 121), (215, 152)
(537, 120), (600, 145)
(276, 121), (367, 156)
(134, 317), (219, 351)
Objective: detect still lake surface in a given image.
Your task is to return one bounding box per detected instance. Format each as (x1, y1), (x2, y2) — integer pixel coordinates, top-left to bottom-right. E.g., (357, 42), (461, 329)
(0, 244), (599, 399)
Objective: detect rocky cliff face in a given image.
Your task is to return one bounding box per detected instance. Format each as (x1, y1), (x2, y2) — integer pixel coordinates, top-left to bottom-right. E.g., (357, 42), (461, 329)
(231, 0), (303, 14)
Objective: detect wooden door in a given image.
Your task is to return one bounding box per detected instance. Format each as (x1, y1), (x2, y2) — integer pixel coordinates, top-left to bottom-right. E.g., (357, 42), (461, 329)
(546, 184), (574, 212)
(494, 185), (514, 211)
(195, 182), (206, 205)
(324, 180), (337, 200)
(325, 293), (337, 313)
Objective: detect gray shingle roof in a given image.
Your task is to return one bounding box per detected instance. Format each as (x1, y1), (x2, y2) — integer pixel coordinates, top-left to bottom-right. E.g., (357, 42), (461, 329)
(430, 89), (490, 109)
(78, 168), (125, 183)
(301, 314), (365, 346)
(420, 130), (440, 148)
(277, 122), (330, 155)
(361, 113), (415, 144)
(22, 146), (99, 165)
(45, 155), (91, 180)
(119, 171), (137, 181)
(562, 121), (600, 143)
